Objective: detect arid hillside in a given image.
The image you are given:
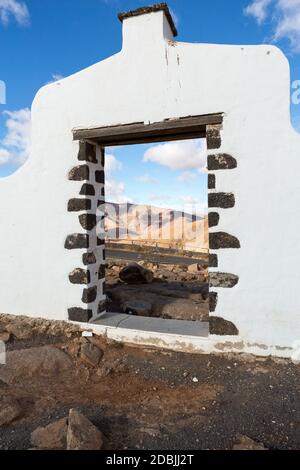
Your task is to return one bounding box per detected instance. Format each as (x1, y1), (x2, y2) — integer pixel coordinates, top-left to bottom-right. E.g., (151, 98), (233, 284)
(104, 202), (208, 252)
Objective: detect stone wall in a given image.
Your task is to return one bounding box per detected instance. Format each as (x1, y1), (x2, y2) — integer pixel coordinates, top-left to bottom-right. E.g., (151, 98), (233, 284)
(66, 141), (106, 322)
(207, 125), (240, 335)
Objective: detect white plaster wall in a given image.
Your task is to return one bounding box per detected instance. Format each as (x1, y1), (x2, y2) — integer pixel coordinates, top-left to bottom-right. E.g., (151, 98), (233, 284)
(0, 10), (299, 354)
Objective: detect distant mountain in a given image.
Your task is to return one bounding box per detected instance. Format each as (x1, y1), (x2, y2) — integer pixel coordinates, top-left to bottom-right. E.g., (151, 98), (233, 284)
(104, 202), (208, 250)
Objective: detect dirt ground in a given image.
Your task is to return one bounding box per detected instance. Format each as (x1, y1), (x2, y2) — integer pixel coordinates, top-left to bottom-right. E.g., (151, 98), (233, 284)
(0, 315), (299, 450)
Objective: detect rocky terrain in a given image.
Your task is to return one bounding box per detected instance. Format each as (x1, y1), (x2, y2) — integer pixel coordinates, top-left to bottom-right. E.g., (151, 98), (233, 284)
(0, 314), (300, 450)
(106, 261), (209, 321)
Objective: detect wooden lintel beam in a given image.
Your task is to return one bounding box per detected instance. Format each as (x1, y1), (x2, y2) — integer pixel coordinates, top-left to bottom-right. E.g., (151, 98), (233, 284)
(72, 114), (223, 145)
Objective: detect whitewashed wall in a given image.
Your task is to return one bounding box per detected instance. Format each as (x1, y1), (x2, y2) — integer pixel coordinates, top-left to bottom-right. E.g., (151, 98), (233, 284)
(0, 10), (299, 356)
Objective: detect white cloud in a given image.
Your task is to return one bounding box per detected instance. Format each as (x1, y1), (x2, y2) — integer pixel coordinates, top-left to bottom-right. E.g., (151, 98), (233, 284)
(177, 171), (197, 183)
(105, 154), (124, 199)
(245, 0), (300, 51)
(105, 153), (126, 201)
(51, 74), (64, 81)
(136, 174), (158, 184)
(273, 0), (300, 48)
(47, 74), (64, 84)
(181, 196), (201, 205)
(143, 139), (207, 172)
(245, 0), (273, 24)
(0, 108), (31, 168)
(106, 178), (132, 204)
(105, 153), (122, 174)
(0, 148), (10, 165)
(149, 193), (173, 203)
(106, 179), (124, 198)
(0, 0), (29, 26)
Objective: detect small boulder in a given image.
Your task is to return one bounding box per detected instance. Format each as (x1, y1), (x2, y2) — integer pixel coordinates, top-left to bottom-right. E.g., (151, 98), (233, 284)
(80, 343), (103, 367)
(67, 409), (103, 450)
(31, 418), (68, 450)
(233, 435), (266, 451)
(153, 298), (209, 322)
(187, 263), (200, 273)
(165, 264), (176, 272)
(146, 262), (155, 270)
(0, 397), (22, 426)
(0, 346), (73, 384)
(112, 265), (121, 272)
(119, 263), (153, 284)
(122, 300), (152, 317)
(67, 340), (81, 358)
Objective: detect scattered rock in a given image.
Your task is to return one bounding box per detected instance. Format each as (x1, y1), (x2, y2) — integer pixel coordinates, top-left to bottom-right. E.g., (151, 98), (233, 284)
(106, 259), (210, 321)
(80, 343), (104, 367)
(122, 300), (152, 316)
(0, 314), (82, 341)
(108, 285), (209, 321)
(31, 410), (105, 451)
(31, 418), (68, 450)
(67, 409), (103, 450)
(96, 357), (127, 378)
(164, 264), (176, 272)
(0, 346), (73, 384)
(112, 265), (121, 272)
(0, 397), (22, 426)
(209, 272), (239, 288)
(6, 322), (32, 340)
(67, 340), (81, 358)
(209, 317), (239, 336)
(188, 264), (200, 273)
(119, 263), (154, 284)
(233, 435), (266, 450)
(153, 298), (209, 321)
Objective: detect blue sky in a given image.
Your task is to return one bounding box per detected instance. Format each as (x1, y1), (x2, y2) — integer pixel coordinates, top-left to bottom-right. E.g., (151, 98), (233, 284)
(105, 139), (208, 212)
(0, 0), (300, 210)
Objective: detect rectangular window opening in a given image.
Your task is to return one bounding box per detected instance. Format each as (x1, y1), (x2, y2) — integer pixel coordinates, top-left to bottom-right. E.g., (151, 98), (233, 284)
(94, 134), (210, 337)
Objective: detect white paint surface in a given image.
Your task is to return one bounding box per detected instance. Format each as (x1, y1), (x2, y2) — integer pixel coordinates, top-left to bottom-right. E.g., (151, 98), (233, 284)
(0, 10), (299, 356)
